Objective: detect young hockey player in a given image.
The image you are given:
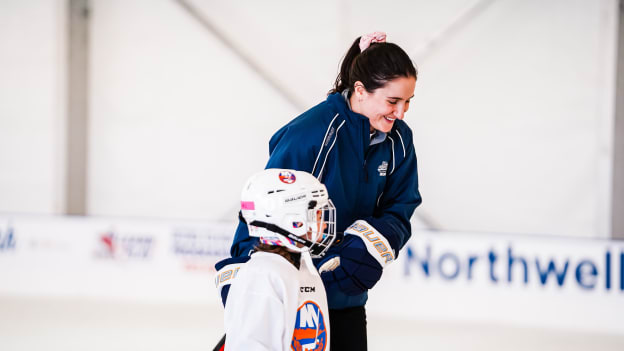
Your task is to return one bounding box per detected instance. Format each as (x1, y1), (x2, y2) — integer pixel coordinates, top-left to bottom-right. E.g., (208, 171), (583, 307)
(217, 169), (336, 351)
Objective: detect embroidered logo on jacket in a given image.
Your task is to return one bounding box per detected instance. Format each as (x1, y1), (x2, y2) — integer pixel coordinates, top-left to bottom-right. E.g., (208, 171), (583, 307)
(291, 301), (327, 351)
(324, 128), (335, 147)
(377, 161), (388, 176)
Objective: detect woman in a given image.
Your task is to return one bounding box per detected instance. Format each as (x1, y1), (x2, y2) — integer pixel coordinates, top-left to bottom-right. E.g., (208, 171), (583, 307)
(228, 32), (421, 350)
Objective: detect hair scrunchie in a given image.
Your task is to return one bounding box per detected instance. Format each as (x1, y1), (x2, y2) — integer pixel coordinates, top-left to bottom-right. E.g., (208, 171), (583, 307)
(359, 31), (386, 52)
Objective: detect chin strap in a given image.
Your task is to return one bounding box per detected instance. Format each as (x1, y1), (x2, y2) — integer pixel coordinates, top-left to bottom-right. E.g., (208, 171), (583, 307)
(240, 211), (322, 255)
(251, 219), (322, 255)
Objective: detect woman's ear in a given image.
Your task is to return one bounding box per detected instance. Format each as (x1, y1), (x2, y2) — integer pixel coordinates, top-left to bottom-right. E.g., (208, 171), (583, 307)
(353, 81), (366, 100)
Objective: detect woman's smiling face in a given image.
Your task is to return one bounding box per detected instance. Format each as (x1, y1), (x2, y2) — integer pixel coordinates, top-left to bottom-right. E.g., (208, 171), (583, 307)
(352, 76), (416, 133)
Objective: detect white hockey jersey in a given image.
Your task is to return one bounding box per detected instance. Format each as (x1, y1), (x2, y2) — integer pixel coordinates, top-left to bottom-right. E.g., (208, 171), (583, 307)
(223, 250), (330, 351)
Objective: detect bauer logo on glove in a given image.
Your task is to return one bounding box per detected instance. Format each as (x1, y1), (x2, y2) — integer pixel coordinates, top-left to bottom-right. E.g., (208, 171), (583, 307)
(346, 220), (395, 267)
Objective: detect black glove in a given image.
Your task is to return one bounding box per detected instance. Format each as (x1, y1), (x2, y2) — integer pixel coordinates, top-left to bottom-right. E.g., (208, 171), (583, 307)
(317, 220), (395, 295)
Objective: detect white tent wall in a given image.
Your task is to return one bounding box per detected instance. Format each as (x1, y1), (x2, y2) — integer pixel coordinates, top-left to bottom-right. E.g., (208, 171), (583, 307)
(0, 2), (620, 236)
(85, 0), (618, 238)
(411, 0), (617, 238)
(87, 0), (300, 220)
(0, 0), (67, 215)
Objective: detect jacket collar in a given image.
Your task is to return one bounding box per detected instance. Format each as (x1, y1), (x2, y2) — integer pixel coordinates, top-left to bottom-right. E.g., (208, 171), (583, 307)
(328, 92), (387, 146)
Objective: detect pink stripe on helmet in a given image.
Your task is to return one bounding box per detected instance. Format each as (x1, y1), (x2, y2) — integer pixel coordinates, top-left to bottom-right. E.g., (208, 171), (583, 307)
(241, 201), (255, 210)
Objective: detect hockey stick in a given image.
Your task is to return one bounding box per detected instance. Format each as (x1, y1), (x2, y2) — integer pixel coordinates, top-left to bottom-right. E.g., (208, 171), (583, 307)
(212, 334), (225, 351)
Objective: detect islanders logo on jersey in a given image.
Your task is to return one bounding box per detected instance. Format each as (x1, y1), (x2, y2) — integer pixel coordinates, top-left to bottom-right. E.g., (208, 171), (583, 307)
(291, 301), (327, 351)
(279, 171), (296, 184)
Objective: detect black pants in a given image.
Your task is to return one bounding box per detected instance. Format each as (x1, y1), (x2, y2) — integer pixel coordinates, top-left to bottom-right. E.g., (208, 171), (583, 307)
(329, 306), (367, 351)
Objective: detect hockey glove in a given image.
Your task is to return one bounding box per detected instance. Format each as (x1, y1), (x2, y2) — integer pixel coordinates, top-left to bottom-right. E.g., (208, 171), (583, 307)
(214, 256), (250, 307)
(317, 220), (395, 296)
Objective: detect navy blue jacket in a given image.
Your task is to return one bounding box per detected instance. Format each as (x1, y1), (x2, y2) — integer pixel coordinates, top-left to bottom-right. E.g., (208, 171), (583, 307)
(230, 92), (422, 309)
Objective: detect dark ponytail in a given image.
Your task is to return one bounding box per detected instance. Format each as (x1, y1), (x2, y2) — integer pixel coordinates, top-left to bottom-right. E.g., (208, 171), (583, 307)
(329, 36), (417, 96)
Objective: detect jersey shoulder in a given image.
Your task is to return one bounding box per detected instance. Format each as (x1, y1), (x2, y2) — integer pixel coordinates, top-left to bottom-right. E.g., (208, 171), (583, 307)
(246, 252), (299, 283)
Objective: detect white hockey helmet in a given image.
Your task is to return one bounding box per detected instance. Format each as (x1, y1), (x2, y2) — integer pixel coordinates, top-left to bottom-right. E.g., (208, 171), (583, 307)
(240, 169), (336, 257)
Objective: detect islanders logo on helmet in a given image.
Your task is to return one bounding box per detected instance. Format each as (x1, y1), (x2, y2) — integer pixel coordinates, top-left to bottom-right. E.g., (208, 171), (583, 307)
(291, 301), (327, 351)
(278, 171), (296, 184)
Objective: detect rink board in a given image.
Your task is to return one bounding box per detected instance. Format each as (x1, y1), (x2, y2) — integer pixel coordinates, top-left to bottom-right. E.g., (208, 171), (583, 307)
(0, 215), (622, 334)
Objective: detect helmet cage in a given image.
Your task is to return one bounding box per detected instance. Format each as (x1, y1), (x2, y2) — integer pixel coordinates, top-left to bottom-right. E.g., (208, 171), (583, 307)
(304, 199), (336, 257)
